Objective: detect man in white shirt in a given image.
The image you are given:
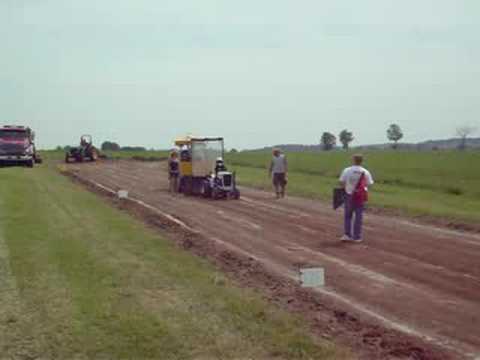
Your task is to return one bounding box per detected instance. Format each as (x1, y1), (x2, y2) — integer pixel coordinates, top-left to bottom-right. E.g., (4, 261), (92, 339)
(339, 154), (374, 242)
(269, 149), (288, 199)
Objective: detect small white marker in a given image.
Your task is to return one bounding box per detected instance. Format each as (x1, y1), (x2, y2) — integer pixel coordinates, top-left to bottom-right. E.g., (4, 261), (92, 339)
(300, 268), (325, 288)
(117, 190), (129, 199)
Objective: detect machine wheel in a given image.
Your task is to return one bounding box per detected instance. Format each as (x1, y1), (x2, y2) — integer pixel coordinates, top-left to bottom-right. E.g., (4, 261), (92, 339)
(178, 177), (184, 194)
(202, 181), (212, 198)
(65, 154), (71, 163)
(26, 159), (34, 168)
(212, 188), (222, 200)
(232, 189), (240, 200)
(199, 182), (206, 197)
(90, 149), (99, 162)
(181, 177), (193, 196)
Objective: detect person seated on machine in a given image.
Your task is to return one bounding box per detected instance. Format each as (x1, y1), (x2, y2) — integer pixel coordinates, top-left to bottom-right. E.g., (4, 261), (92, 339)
(215, 157), (227, 174)
(208, 157), (227, 189)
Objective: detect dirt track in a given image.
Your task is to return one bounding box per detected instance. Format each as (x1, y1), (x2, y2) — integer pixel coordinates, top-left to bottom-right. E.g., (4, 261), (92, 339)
(66, 160), (480, 360)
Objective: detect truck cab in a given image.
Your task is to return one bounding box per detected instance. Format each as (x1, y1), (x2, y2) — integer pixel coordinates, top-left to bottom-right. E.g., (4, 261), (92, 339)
(0, 125), (40, 167)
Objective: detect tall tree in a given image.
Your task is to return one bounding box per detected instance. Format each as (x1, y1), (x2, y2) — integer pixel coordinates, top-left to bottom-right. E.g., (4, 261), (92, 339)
(456, 126), (476, 151)
(387, 124), (403, 149)
(339, 129), (354, 150)
(320, 132), (337, 151)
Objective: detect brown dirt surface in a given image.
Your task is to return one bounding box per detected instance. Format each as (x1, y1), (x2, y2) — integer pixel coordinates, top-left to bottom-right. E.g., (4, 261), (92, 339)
(62, 160), (480, 360)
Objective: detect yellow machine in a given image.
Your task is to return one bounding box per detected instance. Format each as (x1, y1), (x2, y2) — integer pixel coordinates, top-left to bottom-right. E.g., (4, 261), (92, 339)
(174, 136), (240, 199)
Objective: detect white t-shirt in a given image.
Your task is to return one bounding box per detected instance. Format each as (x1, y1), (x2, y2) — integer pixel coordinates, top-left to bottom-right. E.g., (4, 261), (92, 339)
(339, 166), (374, 195)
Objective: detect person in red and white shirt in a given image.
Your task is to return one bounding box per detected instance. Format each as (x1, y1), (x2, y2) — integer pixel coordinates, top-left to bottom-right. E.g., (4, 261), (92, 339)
(339, 154), (374, 243)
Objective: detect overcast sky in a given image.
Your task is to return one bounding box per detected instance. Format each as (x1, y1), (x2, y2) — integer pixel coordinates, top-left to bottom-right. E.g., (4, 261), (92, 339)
(1, 1), (479, 149)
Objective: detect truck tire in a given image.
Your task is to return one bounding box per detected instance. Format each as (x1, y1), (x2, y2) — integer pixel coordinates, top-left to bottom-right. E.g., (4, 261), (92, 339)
(26, 159), (34, 168)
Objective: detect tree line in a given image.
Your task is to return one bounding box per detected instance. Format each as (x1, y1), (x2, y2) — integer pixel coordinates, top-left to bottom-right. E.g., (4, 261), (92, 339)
(56, 142), (147, 152)
(320, 124), (477, 151)
(100, 142), (147, 152)
(55, 124), (477, 152)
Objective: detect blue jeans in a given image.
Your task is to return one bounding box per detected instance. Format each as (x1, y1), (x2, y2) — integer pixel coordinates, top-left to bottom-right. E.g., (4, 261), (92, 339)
(344, 194), (364, 240)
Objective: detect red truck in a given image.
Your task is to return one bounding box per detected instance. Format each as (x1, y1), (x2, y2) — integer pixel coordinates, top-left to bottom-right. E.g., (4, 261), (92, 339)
(0, 125), (42, 167)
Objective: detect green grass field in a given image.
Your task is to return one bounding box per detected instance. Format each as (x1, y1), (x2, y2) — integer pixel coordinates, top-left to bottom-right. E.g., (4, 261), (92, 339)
(0, 162), (343, 359)
(227, 150), (480, 224)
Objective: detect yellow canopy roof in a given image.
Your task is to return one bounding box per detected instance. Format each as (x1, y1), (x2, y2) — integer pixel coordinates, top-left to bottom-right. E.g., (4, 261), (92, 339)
(174, 136), (224, 146)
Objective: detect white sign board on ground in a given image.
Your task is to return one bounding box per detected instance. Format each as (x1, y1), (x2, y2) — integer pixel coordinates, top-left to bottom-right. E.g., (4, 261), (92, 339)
(117, 190), (129, 199)
(300, 268), (325, 288)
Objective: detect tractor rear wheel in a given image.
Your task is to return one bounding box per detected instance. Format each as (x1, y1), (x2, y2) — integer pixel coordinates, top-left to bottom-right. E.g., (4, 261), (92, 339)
(91, 149), (99, 162)
(201, 181), (212, 198)
(181, 177), (193, 196)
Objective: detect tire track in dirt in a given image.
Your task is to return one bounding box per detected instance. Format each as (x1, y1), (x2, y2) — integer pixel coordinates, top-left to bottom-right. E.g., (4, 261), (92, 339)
(216, 196), (480, 296)
(212, 200), (480, 353)
(87, 163), (480, 284)
(233, 192), (480, 287)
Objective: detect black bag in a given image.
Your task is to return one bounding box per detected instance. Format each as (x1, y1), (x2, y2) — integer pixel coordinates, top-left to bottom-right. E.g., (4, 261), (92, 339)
(333, 187), (346, 210)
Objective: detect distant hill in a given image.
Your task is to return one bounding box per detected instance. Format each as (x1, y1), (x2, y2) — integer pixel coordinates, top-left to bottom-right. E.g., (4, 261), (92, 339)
(415, 137), (480, 150)
(357, 138), (480, 151)
(252, 138), (480, 152)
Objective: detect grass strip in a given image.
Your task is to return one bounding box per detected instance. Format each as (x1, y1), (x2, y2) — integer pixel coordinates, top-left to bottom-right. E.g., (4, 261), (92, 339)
(0, 164), (344, 359)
